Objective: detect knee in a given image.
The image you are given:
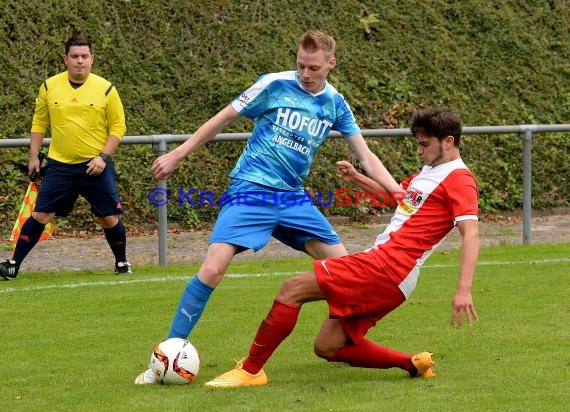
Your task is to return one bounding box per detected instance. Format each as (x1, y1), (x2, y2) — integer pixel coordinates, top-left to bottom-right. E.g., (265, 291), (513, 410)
(275, 276), (302, 303)
(313, 319), (346, 360)
(313, 337), (338, 360)
(198, 260), (227, 287)
(97, 215), (119, 229)
(31, 212), (54, 225)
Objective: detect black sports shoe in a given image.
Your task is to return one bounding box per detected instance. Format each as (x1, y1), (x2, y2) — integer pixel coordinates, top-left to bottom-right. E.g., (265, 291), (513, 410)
(115, 261), (132, 275)
(0, 259), (19, 280)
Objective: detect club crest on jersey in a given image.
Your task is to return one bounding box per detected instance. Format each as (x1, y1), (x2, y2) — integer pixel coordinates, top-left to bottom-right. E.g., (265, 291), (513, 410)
(398, 187), (424, 215)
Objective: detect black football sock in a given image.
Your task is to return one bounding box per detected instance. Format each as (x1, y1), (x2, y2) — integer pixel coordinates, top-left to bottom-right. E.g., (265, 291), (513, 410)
(12, 216), (46, 267)
(103, 220), (127, 263)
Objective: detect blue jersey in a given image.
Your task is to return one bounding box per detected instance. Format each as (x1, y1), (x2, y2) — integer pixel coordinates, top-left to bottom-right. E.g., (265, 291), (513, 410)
(229, 70), (360, 190)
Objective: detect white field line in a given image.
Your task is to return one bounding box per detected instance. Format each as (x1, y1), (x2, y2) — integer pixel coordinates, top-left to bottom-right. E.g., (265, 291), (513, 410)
(0, 258), (568, 295)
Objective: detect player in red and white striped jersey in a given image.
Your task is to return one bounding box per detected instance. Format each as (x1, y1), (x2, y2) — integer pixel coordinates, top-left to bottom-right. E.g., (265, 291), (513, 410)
(205, 107), (480, 387)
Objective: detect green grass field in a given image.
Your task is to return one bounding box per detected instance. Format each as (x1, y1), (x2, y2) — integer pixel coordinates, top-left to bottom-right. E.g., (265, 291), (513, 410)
(1, 243), (568, 412)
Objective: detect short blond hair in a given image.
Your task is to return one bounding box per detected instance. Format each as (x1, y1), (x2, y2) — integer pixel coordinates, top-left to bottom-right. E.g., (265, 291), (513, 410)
(299, 30), (336, 59)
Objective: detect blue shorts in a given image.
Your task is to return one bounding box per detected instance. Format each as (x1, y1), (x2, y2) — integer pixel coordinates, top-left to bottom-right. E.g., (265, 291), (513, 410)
(209, 179), (341, 254)
(35, 158), (124, 217)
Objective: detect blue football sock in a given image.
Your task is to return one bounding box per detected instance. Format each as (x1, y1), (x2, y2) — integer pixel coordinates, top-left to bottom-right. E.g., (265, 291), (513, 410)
(167, 275), (214, 339)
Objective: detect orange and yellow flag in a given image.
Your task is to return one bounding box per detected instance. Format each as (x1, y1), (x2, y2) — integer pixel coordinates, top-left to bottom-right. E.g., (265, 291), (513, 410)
(10, 181), (55, 245)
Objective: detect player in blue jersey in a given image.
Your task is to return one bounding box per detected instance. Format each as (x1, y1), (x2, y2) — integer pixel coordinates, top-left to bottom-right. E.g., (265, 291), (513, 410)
(135, 29), (400, 384)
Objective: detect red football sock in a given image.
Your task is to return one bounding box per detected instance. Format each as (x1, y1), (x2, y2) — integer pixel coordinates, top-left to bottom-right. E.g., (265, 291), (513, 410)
(330, 338), (415, 373)
(243, 300), (301, 374)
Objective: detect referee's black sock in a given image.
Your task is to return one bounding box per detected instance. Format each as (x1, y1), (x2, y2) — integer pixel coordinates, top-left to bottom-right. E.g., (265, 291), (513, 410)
(12, 216), (46, 267)
(104, 219), (127, 263)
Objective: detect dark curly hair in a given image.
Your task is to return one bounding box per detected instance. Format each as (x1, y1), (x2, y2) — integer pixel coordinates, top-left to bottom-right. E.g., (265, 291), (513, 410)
(409, 107), (462, 146)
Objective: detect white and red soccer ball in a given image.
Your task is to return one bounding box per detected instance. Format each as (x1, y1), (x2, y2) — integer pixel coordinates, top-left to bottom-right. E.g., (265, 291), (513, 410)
(150, 338), (200, 384)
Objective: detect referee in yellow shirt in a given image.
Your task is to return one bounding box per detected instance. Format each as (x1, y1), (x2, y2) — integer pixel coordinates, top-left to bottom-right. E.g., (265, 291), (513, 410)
(1, 32), (131, 280)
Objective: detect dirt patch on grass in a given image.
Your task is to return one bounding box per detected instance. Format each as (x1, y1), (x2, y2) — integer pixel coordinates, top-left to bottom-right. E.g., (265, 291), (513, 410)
(3, 209), (569, 274)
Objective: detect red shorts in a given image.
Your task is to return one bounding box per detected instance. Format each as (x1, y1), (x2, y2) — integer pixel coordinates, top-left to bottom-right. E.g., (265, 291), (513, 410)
(313, 249), (405, 343)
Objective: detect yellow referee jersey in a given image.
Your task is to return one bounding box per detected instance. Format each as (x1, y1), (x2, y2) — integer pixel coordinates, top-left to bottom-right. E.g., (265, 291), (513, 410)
(30, 71), (126, 164)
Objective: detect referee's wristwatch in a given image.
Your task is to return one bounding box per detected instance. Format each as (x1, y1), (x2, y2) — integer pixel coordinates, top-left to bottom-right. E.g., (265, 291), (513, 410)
(99, 152), (112, 163)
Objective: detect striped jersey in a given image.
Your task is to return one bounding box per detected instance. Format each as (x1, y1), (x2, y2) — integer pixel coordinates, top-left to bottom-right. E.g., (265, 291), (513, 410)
(230, 70), (360, 190)
(370, 158), (479, 298)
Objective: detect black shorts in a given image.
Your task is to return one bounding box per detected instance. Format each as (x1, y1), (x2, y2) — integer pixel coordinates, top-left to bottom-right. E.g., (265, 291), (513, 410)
(34, 158), (124, 217)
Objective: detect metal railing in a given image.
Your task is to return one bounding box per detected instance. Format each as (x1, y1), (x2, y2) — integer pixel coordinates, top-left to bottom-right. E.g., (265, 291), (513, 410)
(2, 123), (570, 265)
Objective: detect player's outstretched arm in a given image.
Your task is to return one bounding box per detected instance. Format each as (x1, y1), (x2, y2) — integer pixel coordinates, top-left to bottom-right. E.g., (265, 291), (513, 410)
(451, 219), (480, 327)
(344, 134), (401, 194)
(151, 105), (240, 180)
(336, 160), (387, 193)
(336, 160), (404, 208)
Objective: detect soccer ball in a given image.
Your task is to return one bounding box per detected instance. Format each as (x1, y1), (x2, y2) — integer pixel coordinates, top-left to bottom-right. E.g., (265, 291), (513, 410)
(149, 337), (200, 384)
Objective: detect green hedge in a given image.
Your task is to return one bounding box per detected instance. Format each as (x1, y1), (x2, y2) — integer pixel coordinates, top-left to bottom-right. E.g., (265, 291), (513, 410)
(1, 0), (569, 235)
